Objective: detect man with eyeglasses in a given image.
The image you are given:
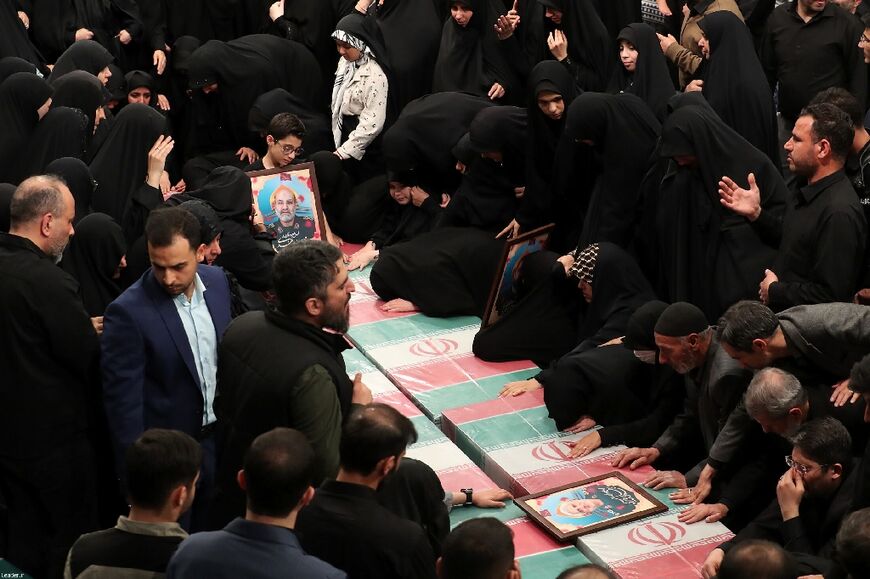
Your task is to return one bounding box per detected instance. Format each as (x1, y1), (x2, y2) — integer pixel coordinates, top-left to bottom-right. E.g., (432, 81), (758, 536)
(701, 417), (861, 578)
(245, 112), (306, 172)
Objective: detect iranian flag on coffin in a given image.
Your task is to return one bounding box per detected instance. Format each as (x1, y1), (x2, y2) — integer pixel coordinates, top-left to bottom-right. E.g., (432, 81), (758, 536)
(577, 509), (734, 579)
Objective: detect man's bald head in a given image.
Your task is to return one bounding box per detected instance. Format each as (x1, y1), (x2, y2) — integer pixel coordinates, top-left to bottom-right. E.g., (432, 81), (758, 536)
(718, 540), (797, 579)
(9, 175), (75, 258)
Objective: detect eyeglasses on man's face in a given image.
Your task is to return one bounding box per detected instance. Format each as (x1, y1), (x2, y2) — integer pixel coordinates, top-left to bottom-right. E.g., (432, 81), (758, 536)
(270, 137), (303, 156)
(784, 455), (827, 475)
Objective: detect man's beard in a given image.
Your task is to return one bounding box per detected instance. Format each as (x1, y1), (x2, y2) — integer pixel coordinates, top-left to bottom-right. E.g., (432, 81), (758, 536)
(321, 301), (350, 334)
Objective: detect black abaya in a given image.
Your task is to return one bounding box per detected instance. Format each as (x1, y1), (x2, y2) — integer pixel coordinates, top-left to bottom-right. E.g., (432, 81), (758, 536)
(46, 157), (96, 224)
(473, 241), (656, 363)
(432, 0), (521, 102)
(89, 103), (166, 223)
(369, 0), (441, 111)
(381, 91), (495, 195)
(0, 57), (38, 83)
(0, 72), (53, 183)
(592, 0), (642, 39)
(22, 107), (90, 179)
(520, 61), (580, 236)
(47, 40), (113, 84)
(0, 3), (46, 73)
(60, 212), (125, 317)
(610, 23), (676, 121)
(49, 71), (103, 135)
(566, 92), (661, 249)
(186, 35), (323, 150)
(697, 11), (779, 165)
(658, 102), (786, 319)
(445, 106), (527, 230)
(370, 226), (506, 318)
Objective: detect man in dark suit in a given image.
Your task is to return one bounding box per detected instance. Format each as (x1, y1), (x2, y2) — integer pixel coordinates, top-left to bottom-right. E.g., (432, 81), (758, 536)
(102, 207), (232, 530)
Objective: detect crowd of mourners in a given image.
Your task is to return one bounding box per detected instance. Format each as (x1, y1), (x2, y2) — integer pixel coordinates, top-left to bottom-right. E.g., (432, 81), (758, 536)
(3, 0), (870, 577)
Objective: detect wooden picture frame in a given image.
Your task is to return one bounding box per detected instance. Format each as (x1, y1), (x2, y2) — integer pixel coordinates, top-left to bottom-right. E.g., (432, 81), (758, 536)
(247, 162), (326, 253)
(481, 223), (555, 329)
(514, 472), (668, 541)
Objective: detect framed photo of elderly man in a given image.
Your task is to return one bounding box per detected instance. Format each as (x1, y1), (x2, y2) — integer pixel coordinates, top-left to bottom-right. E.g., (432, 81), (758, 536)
(247, 163), (325, 253)
(481, 223), (555, 329)
(515, 472), (667, 541)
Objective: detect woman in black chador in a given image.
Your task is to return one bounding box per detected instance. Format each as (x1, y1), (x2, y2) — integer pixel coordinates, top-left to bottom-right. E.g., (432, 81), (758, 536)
(368, 106), (528, 318)
(432, 0), (521, 103)
(60, 213), (126, 317)
(473, 242), (655, 365)
(656, 100), (786, 320)
(0, 72), (52, 183)
(609, 23), (675, 122)
(567, 92), (661, 250)
(695, 10), (779, 165)
(527, 0), (614, 91)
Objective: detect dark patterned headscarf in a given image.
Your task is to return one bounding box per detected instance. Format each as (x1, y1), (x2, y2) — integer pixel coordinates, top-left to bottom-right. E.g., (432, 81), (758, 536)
(568, 243), (599, 283)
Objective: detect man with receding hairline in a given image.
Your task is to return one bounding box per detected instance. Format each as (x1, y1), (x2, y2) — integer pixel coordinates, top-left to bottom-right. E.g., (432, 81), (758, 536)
(0, 175), (101, 578)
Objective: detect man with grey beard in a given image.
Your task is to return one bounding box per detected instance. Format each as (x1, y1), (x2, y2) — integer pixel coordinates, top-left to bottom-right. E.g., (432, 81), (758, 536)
(0, 175), (101, 578)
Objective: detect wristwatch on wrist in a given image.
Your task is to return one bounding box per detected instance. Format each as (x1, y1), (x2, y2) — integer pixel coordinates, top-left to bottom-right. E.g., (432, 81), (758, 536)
(461, 488), (473, 507)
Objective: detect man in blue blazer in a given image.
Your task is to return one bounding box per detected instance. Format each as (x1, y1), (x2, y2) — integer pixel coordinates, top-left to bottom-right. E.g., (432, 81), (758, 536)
(102, 207), (233, 530)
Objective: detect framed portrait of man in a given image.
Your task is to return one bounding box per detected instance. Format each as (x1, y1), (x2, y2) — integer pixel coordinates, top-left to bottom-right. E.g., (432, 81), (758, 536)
(515, 472), (667, 541)
(481, 224), (555, 329)
(247, 163), (325, 253)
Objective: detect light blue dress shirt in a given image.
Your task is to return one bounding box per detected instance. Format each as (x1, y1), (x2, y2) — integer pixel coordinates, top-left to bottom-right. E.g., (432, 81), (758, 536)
(173, 273), (218, 426)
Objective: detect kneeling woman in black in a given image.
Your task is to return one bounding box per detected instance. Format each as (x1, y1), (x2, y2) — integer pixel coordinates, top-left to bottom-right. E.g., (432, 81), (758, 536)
(473, 241), (655, 365)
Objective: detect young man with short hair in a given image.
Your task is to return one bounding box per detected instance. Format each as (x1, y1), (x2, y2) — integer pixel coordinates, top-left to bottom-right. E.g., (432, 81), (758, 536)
(296, 404), (436, 579)
(246, 112), (306, 171)
(65, 429), (202, 579)
(167, 428), (344, 579)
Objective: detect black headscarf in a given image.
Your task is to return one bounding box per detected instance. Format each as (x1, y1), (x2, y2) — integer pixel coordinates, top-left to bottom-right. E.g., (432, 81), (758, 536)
(521, 60), (585, 240)
(566, 92), (660, 248)
(187, 35), (323, 145)
(50, 71), (104, 136)
(60, 212), (125, 317)
(432, 0), (520, 101)
(0, 57), (38, 83)
(610, 23), (675, 121)
(123, 70), (158, 108)
(47, 40), (113, 84)
(448, 106), (528, 230)
(658, 103), (786, 318)
(0, 183), (15, 232)
(90, 104), (167, 221)
(104, 63), (127, 104)
(535, 0), (614, 91)
(0, 72), (53, 182)
(170, 36), (201, 76)
(381, 91), (495, 194)
(22, 107), (91, 179)
(697, 11), (779, 164)
(370, 0), (442, 111)
(248, 88), (334, 156)
(188, 166), (253, 223)
(188, 166), (273, 292)
(46, 157), (96, 225)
